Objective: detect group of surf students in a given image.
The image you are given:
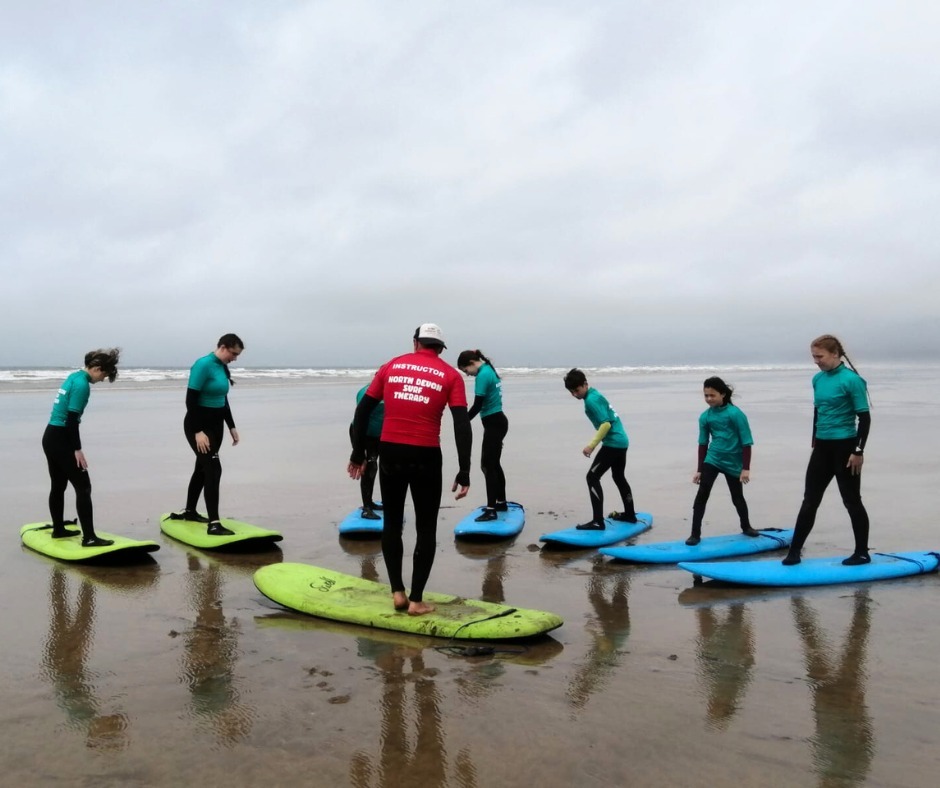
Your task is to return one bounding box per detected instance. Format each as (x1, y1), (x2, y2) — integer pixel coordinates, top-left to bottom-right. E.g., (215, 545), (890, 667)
(43, 327), (871, 616)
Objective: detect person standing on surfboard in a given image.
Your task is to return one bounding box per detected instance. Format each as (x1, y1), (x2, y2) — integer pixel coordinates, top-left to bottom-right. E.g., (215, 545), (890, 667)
(563, 369), (638, 530)
(686, 376), (759, 546)
(348, 323), (471, 616)
(457, 349), (508, 522)
(782, 334), (871, 566)
(169, 334), (244, 537)
(42, 348), (121, 547)
(350, 382), (385, 520)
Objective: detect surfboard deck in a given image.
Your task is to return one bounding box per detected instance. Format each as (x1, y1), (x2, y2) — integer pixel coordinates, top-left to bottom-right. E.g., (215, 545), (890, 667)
(678, 551), (940, 587)
(254, 563), (563, 640)
(21, 523), (159, 562)
(539, 513), (653, 548)
(338, 505), (388, 536)
(454, 502), (525, 539)
(160, 513), (283, 549)
(601, 528), (794, 564)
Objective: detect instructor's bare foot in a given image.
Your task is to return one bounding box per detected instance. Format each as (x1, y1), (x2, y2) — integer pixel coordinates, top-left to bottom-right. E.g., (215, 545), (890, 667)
(407, 601), (436, 617)
(392, 591), (409, 611)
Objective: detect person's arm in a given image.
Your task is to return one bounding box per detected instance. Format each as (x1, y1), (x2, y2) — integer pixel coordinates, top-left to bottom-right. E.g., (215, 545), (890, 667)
(583, 422), (611, 456)
(65, 410), (82, 451)
(185, 388), (204, 433)
(854, 411), (871, 453)
(811, 408), (818, 447)
(450, 405), (472, 493)
(467, 395), (484, 421)
(349, 395), (380, 464)
(697, 443), (707, 472)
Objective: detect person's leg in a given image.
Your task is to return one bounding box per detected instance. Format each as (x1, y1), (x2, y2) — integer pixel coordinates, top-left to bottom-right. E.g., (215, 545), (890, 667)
(689, 463), (720, 544)
(407, 447), (443, 613)
(582, 447), (615, 528)
(608, 447), (637, 521)
(360, 436), (380, 512)
(784, 442), (837, 564)
(724, 471), (756, 534)
(378, 443), (410, 609)
(42, 427), (79, 538)
(186, 421), (230, 535)
(832, 440), (870, 562)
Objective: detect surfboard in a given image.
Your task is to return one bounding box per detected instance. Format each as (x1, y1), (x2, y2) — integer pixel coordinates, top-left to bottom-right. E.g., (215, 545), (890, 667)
(338, 505), (388, 536)
(160, 513), (283, 549)
(677, 551), (940, 587)
(600, 528), (794, 564)
(20, 523), (159, 562)
(539, 513), (653, 548)
(454, 502), (525, 539)
(253, 563), (564, 640)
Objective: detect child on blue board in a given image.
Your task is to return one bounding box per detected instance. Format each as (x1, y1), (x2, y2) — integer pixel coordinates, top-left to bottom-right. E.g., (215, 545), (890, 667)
(563, 369), (637, 530)
(457, 349), (508, 522)
(687, 376), (759, 546)
(350, 382), (385, 520)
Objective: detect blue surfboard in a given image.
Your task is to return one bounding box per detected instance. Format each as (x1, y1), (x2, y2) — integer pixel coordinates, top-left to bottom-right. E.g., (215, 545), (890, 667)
(539, 513), (653, 548)
(454, 502), (525, 539)
(678, 551), (940, 587)
(338, 505), (392, 537)
(601, 528), (793, 564)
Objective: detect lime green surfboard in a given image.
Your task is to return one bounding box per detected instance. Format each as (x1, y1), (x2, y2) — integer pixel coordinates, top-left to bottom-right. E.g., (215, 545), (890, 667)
(21, 523), (160, 562)
(254, 563), (564, 640)
(160, 513), (283, 549)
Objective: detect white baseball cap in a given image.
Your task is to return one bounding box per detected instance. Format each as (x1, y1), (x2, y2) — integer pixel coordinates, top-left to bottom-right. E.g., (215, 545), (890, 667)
(414, 323), (446, 348)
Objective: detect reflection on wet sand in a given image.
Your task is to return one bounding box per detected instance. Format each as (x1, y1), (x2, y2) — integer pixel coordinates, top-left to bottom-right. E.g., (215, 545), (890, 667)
(453, 539), (511, 605)
(178, 555), (256, 747)
(566, 560), (631, 710)
(693, 603), (755, 730)
(40, 566), (129, 750)
(791, 591), (874, 787)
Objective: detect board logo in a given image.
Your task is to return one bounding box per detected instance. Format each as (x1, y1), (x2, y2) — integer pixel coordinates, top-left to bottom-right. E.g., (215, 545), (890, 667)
(312, 576), (336, 593)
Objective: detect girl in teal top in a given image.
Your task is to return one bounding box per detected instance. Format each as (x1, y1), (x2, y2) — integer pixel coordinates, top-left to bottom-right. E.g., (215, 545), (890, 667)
(687, 376), (758, 545)
(458, 349), (509, 521)
(783, 334), (871, 566)
(41, 348), (120, 546)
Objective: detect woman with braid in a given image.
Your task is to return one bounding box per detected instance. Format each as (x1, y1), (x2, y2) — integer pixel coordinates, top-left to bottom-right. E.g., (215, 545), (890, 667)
(170, 333), (244, 536)
(457, 349), (508, 522)
(42, 348), (121, 547)
(782, 335), (871, 566)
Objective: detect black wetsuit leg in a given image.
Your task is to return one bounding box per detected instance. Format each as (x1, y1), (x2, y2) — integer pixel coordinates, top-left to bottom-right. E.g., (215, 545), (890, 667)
(480, 412), (508, 507)
(723, 469), (752, 530)
(587, 446), (634, 523)
(378, 443), (443, 602)
(42, 425), (94, 537)
(361, 435), (380, 508)
(690, 462), (721, 536)
(184, 410), (224, 522)
(791, 439), (858, 554)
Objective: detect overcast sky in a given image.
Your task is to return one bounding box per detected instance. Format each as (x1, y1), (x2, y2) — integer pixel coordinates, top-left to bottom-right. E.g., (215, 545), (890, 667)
(1, 1), (937, 368)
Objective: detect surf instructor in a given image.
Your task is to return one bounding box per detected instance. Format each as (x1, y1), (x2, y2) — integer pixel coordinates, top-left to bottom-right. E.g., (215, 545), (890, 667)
(348, 323), (471, 616)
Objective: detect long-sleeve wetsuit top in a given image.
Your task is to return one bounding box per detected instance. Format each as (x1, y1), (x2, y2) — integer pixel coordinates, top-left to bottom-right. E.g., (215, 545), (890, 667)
(467, 363), (502, 420)
(186, 353), (235, 432)
(698, 403), (753, 476)
(583, 388), (628, 449)
(812, 364), (869, 442)
(48, 369), (92, 450)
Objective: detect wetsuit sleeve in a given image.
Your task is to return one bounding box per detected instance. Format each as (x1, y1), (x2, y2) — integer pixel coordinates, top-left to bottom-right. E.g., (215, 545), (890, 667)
(350, 395), (380, 464)
(742, 445), (752, 471)
(65, 410), (82, 451)
(450, 405), (472, 486)
(811, 408), (818, 447)
(186, 388), (205, 433)
(222, 397), (235, 430)
(697, 443), (707, 472)
(587, 421), (611, 449)
(467, 395), (484, 421)
(854, 411), (871, 452)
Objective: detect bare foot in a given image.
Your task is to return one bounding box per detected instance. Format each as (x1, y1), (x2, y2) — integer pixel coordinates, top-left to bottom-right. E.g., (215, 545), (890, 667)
(407, 601), (436, 617)
(392, 591), (409, 611)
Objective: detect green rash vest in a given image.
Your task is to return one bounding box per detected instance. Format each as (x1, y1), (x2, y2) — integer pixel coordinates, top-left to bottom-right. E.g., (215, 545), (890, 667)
(812, 363), (869, 440)
(698, 403), (753, 477)
(48, 370), (92, 426)
(355, 385), (385, 438)
(474, 363), (503, 418)
(583, 388), (628, 449)
(188, 353), (230, 408)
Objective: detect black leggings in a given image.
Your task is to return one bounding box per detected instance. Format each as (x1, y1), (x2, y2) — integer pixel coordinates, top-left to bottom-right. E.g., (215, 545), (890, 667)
(378, 442), (442, 602)
(184, 412), (224, 522)
(691, 462), (751, 534)
(480, 412), (508, 507)
(587, 446), (636, 523)
(792, 438), (869, 555)
(350, 426), (380, 508)
(42, 425), (95, 538)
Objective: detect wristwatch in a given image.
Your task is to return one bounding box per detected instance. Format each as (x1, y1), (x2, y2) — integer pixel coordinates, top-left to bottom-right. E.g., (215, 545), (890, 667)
(853, 446), (864, 455)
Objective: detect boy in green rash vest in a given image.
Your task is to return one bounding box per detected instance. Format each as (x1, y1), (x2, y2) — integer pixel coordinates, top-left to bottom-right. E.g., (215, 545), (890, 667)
(350, 382), (385, 519)
(563, 368), (638, 530)
(41, 348), (121, 546)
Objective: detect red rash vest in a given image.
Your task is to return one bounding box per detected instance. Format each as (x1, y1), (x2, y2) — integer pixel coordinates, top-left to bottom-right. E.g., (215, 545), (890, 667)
(366, 349), (467, 447)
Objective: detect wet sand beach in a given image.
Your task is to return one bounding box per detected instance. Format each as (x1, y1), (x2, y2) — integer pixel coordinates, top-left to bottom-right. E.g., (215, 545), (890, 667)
(2, 365), (940, 786)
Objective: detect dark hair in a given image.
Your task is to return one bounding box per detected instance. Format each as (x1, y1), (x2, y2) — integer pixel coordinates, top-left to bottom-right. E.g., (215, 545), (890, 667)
(217, 333), (244, 351)
(564, 368), (587, 390)
(85, 348), (121, 383)
(811, 334), (859, 374)
(456, 349), (500, 379)
(703, 376), (733, 405)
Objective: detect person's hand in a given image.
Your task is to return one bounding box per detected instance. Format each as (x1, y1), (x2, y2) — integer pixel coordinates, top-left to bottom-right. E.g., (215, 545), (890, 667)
(74, 450), (88, 470)
(451, 481), (470, 500)
(740, 470), (750, 484)
(230, 428), (240, 446)
(582, 445), (595, 458)
(195, 431), (211, 453)
(846, 454), (864, 476)
(692, 472), (701, 485)
(348, 461), (367, 480)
